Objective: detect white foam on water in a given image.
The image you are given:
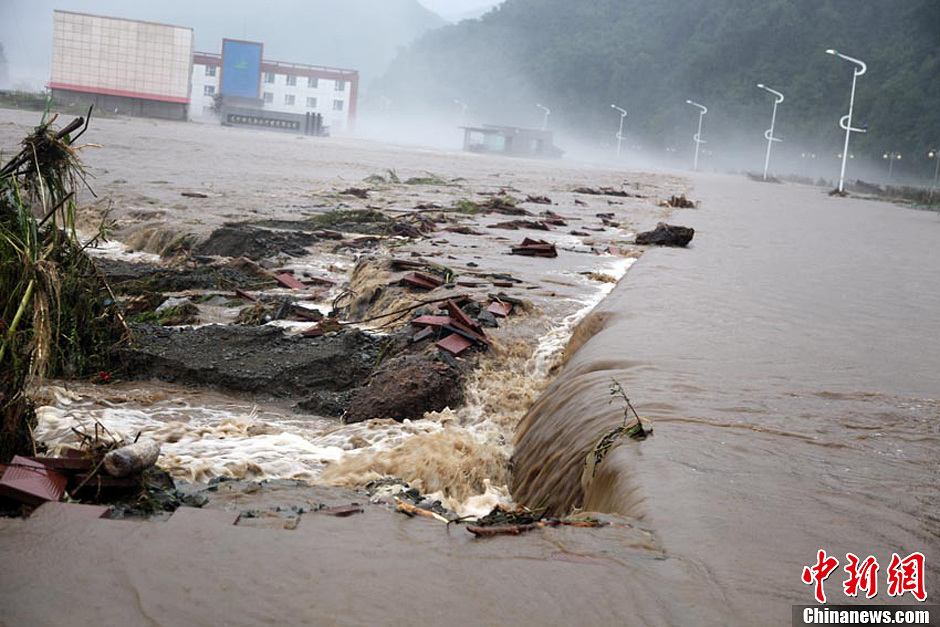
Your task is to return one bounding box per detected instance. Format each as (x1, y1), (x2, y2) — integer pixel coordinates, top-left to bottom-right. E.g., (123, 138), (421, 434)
(30, 253), (635, 517)
(85, 239), (162, 263)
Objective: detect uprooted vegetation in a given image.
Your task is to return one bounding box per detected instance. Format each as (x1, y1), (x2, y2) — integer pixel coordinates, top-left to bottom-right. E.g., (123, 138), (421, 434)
(0, 111), (127, 462)
(363, 169), (459, 187)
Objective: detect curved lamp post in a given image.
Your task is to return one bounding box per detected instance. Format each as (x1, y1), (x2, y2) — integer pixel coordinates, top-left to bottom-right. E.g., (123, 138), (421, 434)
(756, 84), (784, 181)
(686, 100), (707, 171)
(827, 48), (867, 193)
(536, 103), (551, 131)
(611, 104), (627, 157)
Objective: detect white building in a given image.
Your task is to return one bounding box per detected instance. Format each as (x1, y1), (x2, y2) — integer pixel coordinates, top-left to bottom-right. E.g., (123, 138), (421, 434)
(191, 50), (358, 133)
(49, 10), (194, 120)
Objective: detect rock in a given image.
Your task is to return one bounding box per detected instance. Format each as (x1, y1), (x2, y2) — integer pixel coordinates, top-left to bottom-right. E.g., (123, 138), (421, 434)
(344, 354), (464, 424)
(635, 222), (694, 247)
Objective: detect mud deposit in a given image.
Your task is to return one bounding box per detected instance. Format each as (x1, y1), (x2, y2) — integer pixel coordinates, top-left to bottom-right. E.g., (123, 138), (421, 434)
(121, 325), (381, 415)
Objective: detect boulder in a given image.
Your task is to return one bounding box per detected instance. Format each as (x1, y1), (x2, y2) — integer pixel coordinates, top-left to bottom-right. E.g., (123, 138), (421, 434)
(635, 222), (694, 247)
(344, 354), (464, 424)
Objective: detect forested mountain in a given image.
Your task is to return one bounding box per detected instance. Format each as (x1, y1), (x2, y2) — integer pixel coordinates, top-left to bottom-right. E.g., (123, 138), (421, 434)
(375, 0), (940, 170)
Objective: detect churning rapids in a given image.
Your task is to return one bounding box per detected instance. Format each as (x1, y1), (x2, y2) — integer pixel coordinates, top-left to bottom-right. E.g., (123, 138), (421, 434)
(514, 174), (940, 613)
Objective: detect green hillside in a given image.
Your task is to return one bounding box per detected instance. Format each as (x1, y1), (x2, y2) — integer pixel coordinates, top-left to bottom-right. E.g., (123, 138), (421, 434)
(376, 0), (940, 171)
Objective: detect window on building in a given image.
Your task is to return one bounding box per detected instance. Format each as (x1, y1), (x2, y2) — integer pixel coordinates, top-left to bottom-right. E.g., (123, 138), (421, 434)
(264, 72), (275, 84)
(306, 97), (317, 108)
(263, 92), (274, 104)
(204, 85), (215, 96)
(335, 80), (346, 92)
(286, 75), (297, 86)
(205, 65), (216, 77)
(333, 99), (344, 111)
(285, 94), (296, 106)
(307, 77), (318, 88)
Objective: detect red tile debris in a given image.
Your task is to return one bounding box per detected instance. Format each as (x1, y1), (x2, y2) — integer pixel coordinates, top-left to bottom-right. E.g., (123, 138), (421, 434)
(274, 272), (308, 290)
(456, 280), (483, 287)
(0, 456), (67, 506)
(444, 321), (491, 346)
(436, 333), (473, 356)
(234, 288), (256, 302)
(445, 300), (480, 331)
(487, 301), (513, 318)
(302, 275), (336, 286)
(26, 455), (93, 474)
(492, 281), (515, 288)
(400, 273), (439, 291)
(411, 315), (453, 329)
(511, 238), (557, 258)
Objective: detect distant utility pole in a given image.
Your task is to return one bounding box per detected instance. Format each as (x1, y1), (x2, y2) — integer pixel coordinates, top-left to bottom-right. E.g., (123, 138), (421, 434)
(685, 100), (707, 171)
(536, 103), (550, 131)
(611, 104), (627, 158)
(756, 84), (784, 181)
(454, 99), (468, 126)
(826, 48), (867, 194)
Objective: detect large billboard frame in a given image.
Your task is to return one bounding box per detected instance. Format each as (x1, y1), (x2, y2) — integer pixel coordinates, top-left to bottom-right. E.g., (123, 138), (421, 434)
(220, 39), (264, 100)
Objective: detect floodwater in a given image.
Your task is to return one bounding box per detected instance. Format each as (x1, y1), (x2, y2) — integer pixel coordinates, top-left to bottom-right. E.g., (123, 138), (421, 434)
(514, 174), (940, 613)
(1, 108), (673, 517)
(4, 109), (938, 622)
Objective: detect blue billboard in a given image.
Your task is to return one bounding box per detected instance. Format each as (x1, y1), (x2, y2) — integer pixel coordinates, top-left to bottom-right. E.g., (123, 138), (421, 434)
(221, 39), (262, 99)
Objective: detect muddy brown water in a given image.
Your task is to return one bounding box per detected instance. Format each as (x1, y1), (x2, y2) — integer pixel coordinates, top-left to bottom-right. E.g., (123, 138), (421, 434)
(3, 110), (937, 623)
(514, 174), (940, 614)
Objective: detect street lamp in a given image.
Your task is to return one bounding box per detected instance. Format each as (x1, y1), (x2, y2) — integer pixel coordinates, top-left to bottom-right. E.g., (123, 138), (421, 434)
(686, 100), (707, 171)
(536, 103), (551, 131)
(756, 84), (784, 181)
(611, 104), (627, 158)
(826, 48), (867, 193)
(928, 149), (939, 198)
(883, 151), (902, 180)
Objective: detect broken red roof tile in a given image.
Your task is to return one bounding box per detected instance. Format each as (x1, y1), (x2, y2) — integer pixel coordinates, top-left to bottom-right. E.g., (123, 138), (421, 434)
(411, 315), (453, 329)
(400, 273), (439, 291)
(274, 272), (308, 290)
(445, 300), (480, 332)
(487, 301), (513, 318)
(0, 456), (67, 507)
(436, 333), (473, 356)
